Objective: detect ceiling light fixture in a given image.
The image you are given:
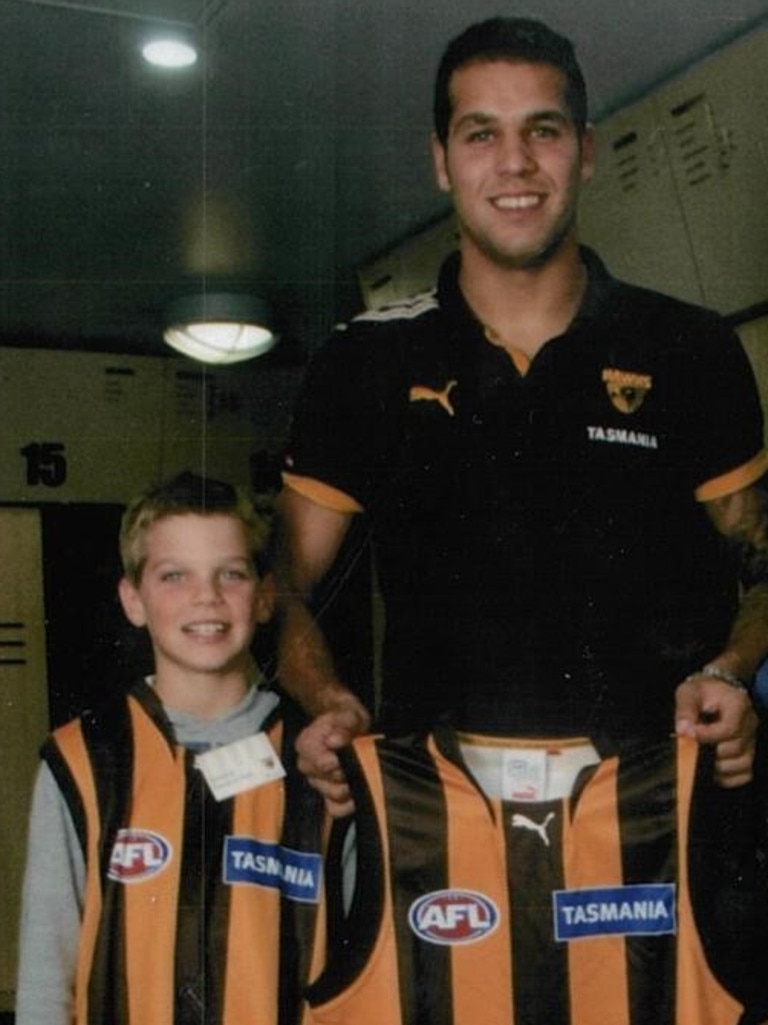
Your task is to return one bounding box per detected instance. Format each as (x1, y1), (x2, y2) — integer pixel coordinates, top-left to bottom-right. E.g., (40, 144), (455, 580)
(142, 38), (198, 69)
(164, 293), (277, 365)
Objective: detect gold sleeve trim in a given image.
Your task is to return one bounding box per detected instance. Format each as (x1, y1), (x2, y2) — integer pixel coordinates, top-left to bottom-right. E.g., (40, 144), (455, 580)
(695, 450), (768, 502)
(281, 472), (364, 513)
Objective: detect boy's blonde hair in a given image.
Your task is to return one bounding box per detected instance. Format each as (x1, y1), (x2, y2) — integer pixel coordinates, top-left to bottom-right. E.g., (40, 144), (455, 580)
(120, 471), (272, 584)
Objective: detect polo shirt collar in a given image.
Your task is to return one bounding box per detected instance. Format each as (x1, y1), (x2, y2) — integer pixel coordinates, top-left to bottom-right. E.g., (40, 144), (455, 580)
(436, 244), (619, 340)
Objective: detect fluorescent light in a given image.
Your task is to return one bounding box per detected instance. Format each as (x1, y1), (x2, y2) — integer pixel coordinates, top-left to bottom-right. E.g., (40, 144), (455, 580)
(142, 38), (198, 69)
(164, 293), (277, 365)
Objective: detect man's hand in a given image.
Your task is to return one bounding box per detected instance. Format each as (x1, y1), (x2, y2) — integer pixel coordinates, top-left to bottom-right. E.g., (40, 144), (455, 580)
(675, 674), (758, 787)
(297, 698), (371, 817)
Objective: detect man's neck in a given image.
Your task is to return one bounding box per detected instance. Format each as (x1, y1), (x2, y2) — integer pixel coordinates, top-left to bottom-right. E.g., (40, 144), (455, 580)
(458, 240), (587, 361)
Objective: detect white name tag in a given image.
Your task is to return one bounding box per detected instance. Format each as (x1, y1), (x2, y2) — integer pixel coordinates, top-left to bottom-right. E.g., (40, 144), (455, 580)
(501, 748), (548, 801)
(195, 733), (285, 801)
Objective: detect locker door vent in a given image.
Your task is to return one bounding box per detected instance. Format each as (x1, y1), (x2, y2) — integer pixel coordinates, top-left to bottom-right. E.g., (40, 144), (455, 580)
(668, 93), (718, 188)
(608, 126), (665, 195)
(173, 370), (207, 422)
(611, 130), (640, 193)
(103, 365), (137, 405)
(172, 371), (242, 423)
(370, 273), (394, 295)
(0, 621), (27, 666)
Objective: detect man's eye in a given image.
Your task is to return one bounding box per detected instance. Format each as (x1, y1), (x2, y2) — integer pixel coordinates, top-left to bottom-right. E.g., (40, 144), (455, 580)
(531, 125), (561, 140)
(467, 128), (494, 143)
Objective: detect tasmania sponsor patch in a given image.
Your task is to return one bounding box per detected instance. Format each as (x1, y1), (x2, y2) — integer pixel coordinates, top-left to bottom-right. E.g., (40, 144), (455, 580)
(586, 425), (659, 449)
(553, 883), (676, 941)
(224, 837), (322, 903)
(108, 828), (172, 882)
(409, 889), (499, 946)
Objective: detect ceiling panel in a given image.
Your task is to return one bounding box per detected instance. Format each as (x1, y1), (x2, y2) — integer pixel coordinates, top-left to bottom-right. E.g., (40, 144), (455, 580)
(2, 0), (768, 360)
(14, 0), (209, 27)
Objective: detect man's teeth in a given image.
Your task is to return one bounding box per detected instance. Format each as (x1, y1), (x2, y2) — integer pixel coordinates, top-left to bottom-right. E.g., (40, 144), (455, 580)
(185, 623), (226, 635)
(494, 195), (539, 210)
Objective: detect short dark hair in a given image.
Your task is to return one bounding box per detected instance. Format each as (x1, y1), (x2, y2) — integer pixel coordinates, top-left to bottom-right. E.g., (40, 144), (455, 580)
(433, 17), (588, 144)
(120, 470), (272, 583)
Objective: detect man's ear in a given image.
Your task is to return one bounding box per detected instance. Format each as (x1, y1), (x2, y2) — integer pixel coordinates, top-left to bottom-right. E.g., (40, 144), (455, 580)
(431, 132), (451, 194)
(580, 122), (596, 184)
(254, 572), (276, 626)
(118, 576), (147, 628)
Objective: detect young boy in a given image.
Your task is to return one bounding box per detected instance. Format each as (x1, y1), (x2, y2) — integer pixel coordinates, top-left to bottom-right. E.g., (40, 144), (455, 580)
(16, 471), (326, 1025)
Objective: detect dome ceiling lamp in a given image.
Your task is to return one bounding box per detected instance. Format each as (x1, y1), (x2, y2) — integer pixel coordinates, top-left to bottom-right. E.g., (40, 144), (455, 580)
(164, 292), (277, 365)
(141, 37), (198, 69)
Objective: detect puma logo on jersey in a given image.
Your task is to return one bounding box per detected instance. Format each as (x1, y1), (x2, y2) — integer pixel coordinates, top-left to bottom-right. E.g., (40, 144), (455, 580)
(511, 811), (555, 846)
(409, 380), (458, 417)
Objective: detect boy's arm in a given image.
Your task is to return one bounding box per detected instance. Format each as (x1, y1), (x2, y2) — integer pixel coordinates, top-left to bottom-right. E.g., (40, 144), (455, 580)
(16, 763), (84, 1025)
(275, 487), (371, 814)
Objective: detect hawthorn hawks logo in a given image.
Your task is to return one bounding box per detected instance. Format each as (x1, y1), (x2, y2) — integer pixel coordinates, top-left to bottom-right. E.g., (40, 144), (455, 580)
(601, 368), (653, 415)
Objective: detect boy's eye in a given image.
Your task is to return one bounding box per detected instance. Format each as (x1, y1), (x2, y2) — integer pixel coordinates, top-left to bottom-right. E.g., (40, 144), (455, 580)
(160, 570), (183, 582)
(220, 568), (250, 581)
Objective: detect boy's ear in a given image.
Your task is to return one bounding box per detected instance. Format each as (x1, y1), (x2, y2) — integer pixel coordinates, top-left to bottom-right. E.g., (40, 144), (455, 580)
(118, 576), (148, 628)
(254, 572), (276, 626)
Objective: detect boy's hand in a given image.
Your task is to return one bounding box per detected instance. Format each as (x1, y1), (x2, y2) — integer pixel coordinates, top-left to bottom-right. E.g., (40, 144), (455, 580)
(297, 699), (370, 817)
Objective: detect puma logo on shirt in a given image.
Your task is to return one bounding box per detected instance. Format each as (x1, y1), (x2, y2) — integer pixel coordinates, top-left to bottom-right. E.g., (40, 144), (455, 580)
(409, 380), (458, 417)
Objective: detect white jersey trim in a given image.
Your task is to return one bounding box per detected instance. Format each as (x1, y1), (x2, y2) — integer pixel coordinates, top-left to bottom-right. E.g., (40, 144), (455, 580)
(337, 289), (438, 330)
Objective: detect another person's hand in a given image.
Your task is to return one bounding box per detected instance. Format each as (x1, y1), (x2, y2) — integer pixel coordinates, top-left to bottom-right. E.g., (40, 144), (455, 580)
(296, 697), (370, 817)
(675, 674), (758, 787)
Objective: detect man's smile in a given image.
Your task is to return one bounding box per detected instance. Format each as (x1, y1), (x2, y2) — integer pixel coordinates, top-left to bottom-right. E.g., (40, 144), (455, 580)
(492, 193), (542, 210)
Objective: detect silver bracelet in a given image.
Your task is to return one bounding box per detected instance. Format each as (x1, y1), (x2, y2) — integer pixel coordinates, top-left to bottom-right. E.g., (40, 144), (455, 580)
(686, 665), (752, 693)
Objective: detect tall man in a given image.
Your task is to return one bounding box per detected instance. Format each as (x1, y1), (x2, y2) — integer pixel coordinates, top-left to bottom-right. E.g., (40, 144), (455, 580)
(277, 17), (768, 813)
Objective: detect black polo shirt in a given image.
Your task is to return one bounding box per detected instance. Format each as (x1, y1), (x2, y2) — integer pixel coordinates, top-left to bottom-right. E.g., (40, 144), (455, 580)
(285, 249), (767, 737)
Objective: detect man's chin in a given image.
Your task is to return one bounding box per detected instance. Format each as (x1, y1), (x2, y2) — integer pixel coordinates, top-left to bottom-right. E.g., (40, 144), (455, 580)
(465, 217), (577, 271)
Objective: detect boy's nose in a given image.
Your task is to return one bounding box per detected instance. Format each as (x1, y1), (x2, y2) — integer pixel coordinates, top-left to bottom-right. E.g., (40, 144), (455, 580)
(193, 577), (223, 603)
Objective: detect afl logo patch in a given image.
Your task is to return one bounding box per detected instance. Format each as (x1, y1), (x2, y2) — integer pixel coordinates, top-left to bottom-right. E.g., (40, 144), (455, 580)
(408, 889), (499, 946)
(108, 828), (172, 883)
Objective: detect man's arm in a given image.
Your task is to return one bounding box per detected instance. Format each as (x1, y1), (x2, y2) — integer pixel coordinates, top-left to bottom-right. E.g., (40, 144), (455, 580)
(275, 486), (371, 814)
(675, 482), (768, 786)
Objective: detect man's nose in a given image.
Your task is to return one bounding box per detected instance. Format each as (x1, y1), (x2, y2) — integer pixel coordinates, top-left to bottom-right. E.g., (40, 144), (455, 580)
(496, 131), (536, 174)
